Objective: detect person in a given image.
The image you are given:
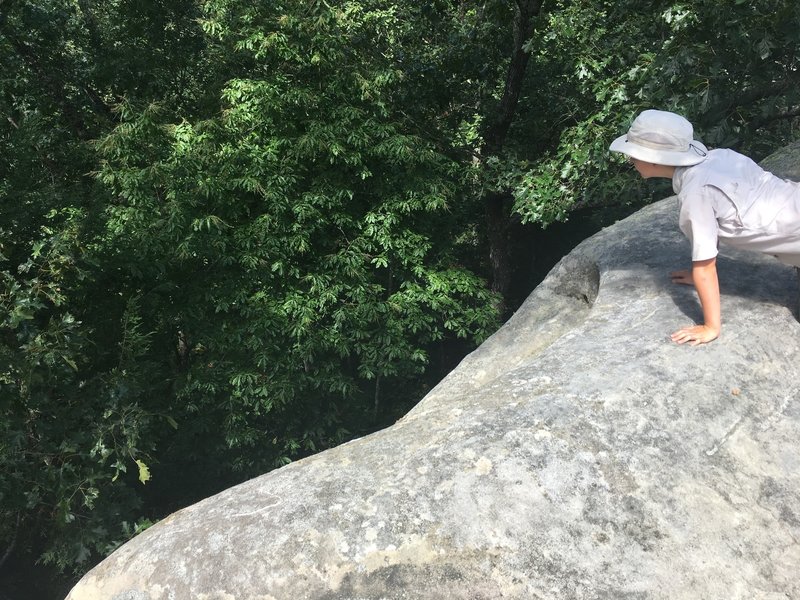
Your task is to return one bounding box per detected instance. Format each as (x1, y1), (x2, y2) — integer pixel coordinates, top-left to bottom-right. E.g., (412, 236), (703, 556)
(610, 109), (800, 346)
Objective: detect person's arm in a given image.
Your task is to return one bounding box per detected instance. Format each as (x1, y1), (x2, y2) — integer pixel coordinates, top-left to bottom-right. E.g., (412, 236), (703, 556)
(670, 257), (720, 346)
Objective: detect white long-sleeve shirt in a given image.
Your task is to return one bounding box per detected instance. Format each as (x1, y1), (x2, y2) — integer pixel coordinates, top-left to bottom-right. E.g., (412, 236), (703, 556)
(674, 148), (800, 267)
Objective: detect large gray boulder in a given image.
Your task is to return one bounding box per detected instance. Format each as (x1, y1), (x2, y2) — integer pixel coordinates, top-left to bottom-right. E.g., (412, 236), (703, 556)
(67, 171), (800, 599)
(761, 140), (800, 182)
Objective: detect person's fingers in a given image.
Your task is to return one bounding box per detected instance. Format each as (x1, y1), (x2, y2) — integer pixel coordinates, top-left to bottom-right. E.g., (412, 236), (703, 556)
(672, 325), (717, 346)
(671, 330), (689, 344)
(672, 327), (701, 344)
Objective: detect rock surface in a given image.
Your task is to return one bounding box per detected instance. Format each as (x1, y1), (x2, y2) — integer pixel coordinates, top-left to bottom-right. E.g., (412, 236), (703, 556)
(67, 163), (800, 600)
(761, 140), (800, 182)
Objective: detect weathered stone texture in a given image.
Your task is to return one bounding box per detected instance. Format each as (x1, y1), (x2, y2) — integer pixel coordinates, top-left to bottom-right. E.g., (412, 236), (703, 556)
(761, 140), (800, 182)
(66, 154), (800, 600)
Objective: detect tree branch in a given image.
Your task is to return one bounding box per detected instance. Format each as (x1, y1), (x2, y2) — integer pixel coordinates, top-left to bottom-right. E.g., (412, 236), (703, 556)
(751, 106), (800, 130)
(481, 0), (545, 156)
(702, 79), (798, 124)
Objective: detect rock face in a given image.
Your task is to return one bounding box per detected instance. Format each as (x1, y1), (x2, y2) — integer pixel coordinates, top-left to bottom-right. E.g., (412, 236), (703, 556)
(67, 164), (800, 600)
(761, 140), (800, 182)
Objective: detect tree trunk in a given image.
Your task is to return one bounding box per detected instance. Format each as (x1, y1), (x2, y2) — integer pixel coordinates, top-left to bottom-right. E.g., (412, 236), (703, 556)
(481, 0), (545, 312)
(485, 191), (514, 313)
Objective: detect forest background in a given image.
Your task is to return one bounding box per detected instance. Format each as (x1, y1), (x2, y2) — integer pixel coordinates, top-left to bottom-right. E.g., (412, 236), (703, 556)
(1, 0), (799, 596)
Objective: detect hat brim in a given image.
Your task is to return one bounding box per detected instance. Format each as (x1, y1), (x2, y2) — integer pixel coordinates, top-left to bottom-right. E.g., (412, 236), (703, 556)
(610, 134), (708, 167)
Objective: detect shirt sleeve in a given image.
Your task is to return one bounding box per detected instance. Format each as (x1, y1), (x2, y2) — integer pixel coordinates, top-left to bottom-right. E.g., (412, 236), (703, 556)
(678, 186), (719, 262)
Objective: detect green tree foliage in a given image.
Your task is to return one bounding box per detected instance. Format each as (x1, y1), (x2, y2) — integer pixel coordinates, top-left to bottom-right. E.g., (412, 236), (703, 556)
(1, 0), (499, 572)
(511, 0), (800, 225)
(0, 0), (223, 571)
(95, 0), (500, 485)
(1, 0), (799, 577)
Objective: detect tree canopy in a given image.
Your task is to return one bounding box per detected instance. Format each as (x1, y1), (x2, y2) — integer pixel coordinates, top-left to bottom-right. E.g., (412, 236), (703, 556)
(1, 0), (799, 578)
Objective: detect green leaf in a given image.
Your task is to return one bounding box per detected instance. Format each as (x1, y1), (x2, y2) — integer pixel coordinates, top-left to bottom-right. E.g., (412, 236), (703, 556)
(135, 459), (151, 485)
(62, 355), (78, 371)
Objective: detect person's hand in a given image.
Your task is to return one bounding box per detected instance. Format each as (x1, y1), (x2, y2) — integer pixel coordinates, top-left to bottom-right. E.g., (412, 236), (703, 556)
(670, 324), (719, 346)
(670, 269), (694, 286)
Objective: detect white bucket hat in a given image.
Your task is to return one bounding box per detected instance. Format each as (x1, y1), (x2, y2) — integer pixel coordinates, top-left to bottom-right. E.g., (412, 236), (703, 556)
(610, 109), (708, 166)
